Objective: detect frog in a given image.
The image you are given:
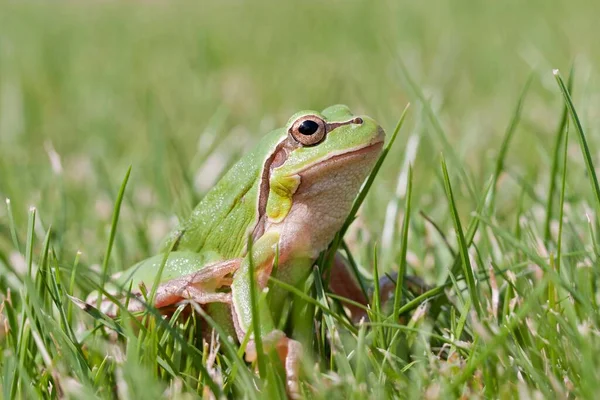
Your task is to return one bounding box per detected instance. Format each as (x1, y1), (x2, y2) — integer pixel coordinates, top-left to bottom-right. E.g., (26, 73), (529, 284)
(88, 104), (386, 398)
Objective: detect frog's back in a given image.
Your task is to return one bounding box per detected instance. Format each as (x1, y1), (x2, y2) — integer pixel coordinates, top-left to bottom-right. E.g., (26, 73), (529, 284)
(168, 128), (286, 260)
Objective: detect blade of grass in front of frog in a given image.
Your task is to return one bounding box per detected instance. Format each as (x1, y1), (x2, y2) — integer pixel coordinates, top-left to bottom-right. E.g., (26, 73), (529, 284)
(266, 243), (280, 311)
(392, 164), (413, 323)
(554, 69), (600, 214)
(395, 57), (477, 204)
(544, 65), (574, 246)
(488, 73), (533, 213)
(246, 235), (267, 383)
(97, 166), (131, 310)
(441, 155), (482, 317)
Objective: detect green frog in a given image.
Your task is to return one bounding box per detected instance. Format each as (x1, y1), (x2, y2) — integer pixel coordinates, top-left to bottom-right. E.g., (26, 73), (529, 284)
(88, 104), (385, 397)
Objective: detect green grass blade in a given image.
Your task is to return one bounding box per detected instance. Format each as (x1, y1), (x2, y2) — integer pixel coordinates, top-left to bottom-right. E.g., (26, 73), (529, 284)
(556, 125), (569, 273)
(427, 175), (494, 321)
(25, 207), (35, 276)
(544, 66), (574, 245)
(97, 166), (131, 310)
(441, 156), (482, 317)
(246, 236), (266, 382)
(392, 165), (413, 322)
(554, 69), (600, 212)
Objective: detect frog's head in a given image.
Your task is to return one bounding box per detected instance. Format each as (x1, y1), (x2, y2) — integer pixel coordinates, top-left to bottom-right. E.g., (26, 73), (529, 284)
(260, 104), (385, 256)
(283, 104), (385, 159)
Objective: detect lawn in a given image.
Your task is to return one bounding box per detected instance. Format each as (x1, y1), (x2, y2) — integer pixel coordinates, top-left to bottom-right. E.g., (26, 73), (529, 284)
(1, 0), (600, 398)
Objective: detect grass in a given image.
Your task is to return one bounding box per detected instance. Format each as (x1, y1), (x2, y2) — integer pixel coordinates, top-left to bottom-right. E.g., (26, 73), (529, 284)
(2, 0), (600, 398)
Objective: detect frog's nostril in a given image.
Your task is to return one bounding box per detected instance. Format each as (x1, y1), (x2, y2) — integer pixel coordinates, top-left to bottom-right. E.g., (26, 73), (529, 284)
(353, 117), (364, 125)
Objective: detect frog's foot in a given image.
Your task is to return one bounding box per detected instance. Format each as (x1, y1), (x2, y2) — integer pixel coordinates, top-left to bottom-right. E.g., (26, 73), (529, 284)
(328, 252), (369, 323)
(330, 253), (431, 322)
(245, 330), (302, 399)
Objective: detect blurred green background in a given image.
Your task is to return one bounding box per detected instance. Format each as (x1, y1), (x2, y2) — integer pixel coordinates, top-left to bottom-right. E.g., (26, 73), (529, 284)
(0, 0), (598, 271)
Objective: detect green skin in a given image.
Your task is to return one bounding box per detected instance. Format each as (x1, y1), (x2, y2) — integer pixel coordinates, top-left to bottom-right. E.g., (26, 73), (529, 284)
(90, 104), (385, 397)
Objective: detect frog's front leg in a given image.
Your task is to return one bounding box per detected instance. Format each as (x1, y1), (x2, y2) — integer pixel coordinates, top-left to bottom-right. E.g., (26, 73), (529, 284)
(87, 252), (241, 317)
(147, 258), (239, 311)
(230, 231), (304, 399)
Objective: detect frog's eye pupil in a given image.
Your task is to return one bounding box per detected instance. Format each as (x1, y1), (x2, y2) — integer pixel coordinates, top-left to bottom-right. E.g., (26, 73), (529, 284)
(298, 120), (319, 135)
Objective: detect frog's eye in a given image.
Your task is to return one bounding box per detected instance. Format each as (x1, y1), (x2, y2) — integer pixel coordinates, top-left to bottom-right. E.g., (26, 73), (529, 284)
(289, 115), (326, 146)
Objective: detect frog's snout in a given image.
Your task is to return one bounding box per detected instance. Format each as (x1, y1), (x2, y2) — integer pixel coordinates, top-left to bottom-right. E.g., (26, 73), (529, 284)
(357, 115), (386, 145)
